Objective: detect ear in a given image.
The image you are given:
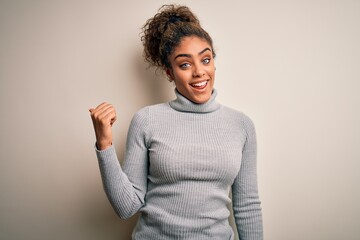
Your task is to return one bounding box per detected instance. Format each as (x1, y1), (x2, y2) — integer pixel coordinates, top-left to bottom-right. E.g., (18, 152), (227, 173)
(166, 68), (174, 82)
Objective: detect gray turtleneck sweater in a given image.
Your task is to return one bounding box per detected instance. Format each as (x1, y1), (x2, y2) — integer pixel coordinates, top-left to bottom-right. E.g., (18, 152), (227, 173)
(95, 89), (263, 240)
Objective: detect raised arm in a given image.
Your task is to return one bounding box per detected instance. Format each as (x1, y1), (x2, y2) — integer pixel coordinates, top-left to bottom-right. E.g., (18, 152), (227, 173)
(89, 103), (149, 219)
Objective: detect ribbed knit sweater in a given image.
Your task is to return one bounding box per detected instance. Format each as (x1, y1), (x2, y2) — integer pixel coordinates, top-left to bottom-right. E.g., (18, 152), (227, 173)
(95, 89), (263, 240)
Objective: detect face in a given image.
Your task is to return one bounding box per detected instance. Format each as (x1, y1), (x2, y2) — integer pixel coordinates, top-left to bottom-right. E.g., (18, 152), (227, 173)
(167, 36), (215, 104)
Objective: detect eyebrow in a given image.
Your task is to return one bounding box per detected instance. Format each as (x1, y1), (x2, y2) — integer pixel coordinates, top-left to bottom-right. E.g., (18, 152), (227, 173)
(174, 47), (212, 60)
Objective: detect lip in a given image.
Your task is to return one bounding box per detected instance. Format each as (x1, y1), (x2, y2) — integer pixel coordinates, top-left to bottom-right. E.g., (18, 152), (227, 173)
(189, 80), (209, 90)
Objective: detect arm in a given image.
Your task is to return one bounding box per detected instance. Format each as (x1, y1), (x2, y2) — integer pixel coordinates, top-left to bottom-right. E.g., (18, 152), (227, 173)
(90, 103), (149, 219)
(232, 117), (263, 240)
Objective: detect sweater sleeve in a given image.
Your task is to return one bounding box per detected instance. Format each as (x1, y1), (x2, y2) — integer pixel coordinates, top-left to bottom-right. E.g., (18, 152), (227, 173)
(95, 108), (149, 219)
(232, 116), (263, 240)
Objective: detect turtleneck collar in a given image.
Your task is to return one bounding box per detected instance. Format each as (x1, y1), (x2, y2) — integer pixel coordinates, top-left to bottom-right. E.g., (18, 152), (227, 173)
(168, 88), (221, 113)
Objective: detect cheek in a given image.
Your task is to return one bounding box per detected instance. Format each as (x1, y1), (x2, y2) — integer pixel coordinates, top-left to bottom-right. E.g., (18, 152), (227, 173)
(207, 66), (215, 77)
(174, 70), (191, 83)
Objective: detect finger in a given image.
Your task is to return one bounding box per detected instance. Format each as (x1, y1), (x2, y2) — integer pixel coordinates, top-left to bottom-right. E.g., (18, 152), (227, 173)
(96, 104), (115, 118)
(91, 103), (114, 118)
(93, 102), (110, 113)
(110, 113), (117, 126)
(90, 102), (111, 115)
(101, 108), (117, 125)
(95, 106), (116, 125)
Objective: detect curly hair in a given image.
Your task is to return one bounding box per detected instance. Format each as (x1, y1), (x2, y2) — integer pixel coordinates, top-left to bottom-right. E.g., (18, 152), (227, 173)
(141, 4), (215, 70)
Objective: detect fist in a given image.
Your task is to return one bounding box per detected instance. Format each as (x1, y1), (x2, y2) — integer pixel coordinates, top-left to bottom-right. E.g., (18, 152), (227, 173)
(89, 102), (117, 150)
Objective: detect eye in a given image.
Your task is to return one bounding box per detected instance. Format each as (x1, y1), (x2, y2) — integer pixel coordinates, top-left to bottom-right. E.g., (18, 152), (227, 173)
(180, 63), (190, 69)
(202, 58), (211, 64)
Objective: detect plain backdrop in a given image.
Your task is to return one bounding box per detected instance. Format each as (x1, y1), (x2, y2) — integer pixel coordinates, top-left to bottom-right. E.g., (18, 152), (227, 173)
(1, 0), (359, 239)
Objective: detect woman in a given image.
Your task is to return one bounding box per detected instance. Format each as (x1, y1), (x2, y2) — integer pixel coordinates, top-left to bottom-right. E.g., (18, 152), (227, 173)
(89, 4), (263, 240)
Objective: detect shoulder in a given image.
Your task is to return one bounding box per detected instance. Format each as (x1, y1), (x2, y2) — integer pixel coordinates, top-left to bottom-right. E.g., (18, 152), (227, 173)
(221, 106), (255, 125)
(130, 103), (171, 126)
(129, 103), (170, 143)
(221, 106), (256, 135)
(132, 103), (170, 119)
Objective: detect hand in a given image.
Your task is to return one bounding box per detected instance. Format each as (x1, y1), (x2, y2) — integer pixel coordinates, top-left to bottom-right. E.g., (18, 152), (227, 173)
(89, 102), (117, 150)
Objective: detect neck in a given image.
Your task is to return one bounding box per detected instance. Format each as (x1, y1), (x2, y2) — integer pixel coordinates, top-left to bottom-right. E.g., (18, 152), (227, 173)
(169, 88), (221, 113)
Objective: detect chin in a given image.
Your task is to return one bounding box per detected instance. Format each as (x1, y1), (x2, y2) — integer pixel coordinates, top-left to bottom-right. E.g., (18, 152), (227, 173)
(192, 93), (212, 104)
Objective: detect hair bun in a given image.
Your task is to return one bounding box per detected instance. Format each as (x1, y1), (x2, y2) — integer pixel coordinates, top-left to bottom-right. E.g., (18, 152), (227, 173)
(162, 5), (199, 26)
(168, 14), (183, 24)
(141, 4), (213, 69)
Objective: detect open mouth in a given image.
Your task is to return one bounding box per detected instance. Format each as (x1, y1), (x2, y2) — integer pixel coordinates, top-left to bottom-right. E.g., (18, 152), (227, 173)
(190, 80), (208, 90)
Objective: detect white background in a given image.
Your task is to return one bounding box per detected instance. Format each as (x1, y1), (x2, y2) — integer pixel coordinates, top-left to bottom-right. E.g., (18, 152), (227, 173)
(1, 0), (359, 239)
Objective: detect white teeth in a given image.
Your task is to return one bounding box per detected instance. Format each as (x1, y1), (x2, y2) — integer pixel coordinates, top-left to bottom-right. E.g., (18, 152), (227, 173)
(191, 81), (207, 87)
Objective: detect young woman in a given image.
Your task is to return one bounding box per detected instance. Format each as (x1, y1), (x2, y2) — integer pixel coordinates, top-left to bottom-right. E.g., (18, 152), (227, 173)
(89, 4), (263, 240)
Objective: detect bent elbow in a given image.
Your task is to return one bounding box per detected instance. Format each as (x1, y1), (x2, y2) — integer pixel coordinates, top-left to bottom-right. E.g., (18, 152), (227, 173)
(110, 200), (142, 219)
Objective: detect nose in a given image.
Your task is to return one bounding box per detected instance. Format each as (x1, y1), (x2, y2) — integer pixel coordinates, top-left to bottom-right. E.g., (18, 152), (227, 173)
(192, 64), (205, 77)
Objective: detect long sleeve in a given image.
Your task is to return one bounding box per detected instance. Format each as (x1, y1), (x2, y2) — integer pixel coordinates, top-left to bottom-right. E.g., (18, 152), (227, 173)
(93, 91), (263, 239)
(232, 116), (263, 240)
(95, 108), (149, 219)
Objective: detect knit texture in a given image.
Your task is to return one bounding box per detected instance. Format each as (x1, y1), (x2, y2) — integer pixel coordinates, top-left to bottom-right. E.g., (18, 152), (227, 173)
(95, 89), (263, 240)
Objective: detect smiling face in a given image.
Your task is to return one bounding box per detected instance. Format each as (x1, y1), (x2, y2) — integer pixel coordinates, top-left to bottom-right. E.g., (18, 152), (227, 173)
(167, 36), (215, 104)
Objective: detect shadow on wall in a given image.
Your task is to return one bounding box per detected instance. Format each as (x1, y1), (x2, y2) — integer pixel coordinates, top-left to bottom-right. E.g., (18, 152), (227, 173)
(81, 189), (140, 240)
(132, 48), (174, 106)
(81, 48), (173, 240)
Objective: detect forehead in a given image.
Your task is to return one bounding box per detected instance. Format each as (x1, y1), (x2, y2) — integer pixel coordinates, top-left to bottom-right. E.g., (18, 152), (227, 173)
(173, 36), (212, 55)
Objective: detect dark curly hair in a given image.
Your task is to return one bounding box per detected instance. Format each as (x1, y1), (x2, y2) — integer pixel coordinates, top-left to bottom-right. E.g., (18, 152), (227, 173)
(141, 4), (215, 70)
